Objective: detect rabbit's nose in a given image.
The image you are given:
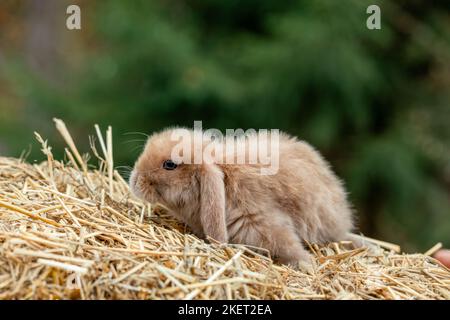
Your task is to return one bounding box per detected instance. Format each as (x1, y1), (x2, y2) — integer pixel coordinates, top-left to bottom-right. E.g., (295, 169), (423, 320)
(129, 169), (137, 187)
(129, 170), (146, 200)
(129, 169), (141, 195)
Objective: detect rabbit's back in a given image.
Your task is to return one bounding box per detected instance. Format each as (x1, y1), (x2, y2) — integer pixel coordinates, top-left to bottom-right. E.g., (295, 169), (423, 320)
(221, 132), (354, 244)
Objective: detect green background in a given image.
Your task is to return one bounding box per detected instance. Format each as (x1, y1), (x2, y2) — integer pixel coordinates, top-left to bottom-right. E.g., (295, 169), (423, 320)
(0, 0), (449, 251)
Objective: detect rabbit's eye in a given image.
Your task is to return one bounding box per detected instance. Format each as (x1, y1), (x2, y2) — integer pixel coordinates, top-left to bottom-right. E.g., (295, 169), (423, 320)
(162, 160), (177, 170)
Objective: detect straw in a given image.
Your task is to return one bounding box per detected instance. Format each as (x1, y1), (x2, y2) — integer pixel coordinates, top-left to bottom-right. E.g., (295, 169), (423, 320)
(424, 243), (443, 256)
(0, 119), (449, 300)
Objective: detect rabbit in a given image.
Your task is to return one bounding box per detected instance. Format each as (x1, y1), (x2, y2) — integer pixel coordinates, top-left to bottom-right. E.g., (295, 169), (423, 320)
(129, 127), (357, 266)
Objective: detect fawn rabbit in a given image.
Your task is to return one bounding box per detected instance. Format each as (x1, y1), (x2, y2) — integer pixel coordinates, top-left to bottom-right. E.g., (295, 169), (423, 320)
(130, 128), (356, 265)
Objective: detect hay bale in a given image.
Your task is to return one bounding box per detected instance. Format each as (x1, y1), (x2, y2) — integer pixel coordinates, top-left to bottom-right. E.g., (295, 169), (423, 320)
(0, 119), (449, 300)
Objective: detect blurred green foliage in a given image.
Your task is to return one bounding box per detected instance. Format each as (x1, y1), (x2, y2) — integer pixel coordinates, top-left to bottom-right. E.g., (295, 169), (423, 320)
(0, 0), (449, 251)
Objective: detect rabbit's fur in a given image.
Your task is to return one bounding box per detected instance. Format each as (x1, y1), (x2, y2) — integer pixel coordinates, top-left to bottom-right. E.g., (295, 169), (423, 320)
(130, 128), (355, 265)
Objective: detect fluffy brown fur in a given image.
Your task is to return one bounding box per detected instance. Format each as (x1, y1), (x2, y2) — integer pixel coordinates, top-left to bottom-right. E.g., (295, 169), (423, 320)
(130, 128), (356, 265)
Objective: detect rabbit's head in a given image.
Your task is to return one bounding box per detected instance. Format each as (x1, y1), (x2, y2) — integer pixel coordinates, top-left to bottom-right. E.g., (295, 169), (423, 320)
(130, 128), (228, 242)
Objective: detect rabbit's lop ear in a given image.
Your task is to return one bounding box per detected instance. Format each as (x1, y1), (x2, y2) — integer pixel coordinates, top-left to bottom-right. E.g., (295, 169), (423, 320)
(199, 163), (228, 243)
